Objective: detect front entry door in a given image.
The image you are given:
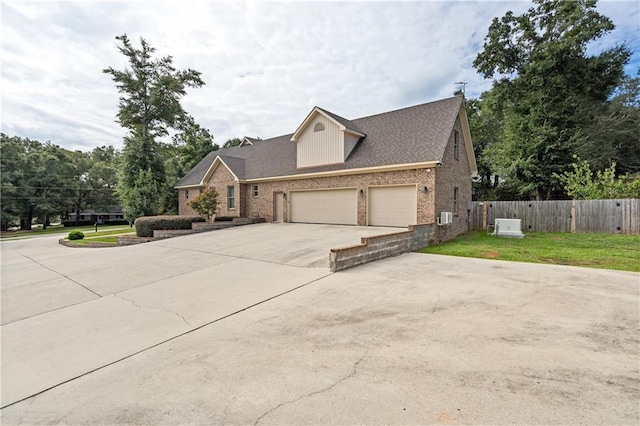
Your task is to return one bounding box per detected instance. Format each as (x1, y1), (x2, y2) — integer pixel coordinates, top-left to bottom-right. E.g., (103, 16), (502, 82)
(274, 192), (284, 222)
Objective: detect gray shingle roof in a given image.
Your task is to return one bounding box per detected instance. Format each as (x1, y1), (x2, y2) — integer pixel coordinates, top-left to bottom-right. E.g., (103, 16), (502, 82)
(176, 96), (463, 187)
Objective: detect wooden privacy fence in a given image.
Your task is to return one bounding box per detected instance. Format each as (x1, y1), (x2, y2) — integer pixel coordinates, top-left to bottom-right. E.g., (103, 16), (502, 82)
(470, 199), (640, 234)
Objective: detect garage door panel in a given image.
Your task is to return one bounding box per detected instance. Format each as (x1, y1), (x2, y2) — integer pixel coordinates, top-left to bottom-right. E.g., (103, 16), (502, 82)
(369, 186), (417, 227)
(290, 189), (357, 225)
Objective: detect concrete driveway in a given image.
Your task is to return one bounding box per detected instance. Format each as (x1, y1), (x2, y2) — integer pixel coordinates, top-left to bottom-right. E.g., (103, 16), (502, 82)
(1, 223), (639, 424)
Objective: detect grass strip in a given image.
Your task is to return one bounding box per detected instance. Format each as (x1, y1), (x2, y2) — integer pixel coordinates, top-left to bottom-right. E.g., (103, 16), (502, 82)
(64, 236), (120, 246)
(1, 225), (133, 239)
(419, 230), (640, 272)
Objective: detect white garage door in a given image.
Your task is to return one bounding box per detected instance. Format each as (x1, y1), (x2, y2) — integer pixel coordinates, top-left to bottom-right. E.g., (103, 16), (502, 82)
(369, 185), (417, 227)
(290, 189), (357, 225)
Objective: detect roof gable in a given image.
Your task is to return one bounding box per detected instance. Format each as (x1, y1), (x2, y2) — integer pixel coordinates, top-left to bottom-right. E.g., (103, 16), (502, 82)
(290, 107), (365, 142)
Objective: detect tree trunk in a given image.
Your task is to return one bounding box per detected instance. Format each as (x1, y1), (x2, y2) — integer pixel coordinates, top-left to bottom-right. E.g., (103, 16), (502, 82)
(75, 202), (81, 226)
(20, 207), (33, 230)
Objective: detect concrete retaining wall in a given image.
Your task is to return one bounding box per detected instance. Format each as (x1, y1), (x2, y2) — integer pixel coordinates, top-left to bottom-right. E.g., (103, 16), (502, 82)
(329, 224), (435, 272)
(153, 229), (195, 239)
(191, 217), (264, 233)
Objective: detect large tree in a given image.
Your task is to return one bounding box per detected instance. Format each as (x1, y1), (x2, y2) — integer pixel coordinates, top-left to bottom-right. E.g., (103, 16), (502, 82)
(473, 0), (630, 199)
(578, 71), (640, 175)
(103, 34), (205, 221)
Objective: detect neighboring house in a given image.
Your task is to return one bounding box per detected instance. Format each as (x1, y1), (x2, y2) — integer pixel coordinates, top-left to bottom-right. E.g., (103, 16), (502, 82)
(176, 96), (477, 240)
(68, 205), (125, 224)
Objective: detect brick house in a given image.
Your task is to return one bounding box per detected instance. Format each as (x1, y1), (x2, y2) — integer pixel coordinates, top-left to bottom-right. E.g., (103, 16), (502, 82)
(176, 96), (477, 240)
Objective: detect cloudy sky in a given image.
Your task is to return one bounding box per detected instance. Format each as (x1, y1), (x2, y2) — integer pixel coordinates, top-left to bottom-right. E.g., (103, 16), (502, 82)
(2, 1), (639, 152)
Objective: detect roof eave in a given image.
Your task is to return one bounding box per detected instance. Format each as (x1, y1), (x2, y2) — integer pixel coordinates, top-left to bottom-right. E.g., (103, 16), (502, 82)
(240, 161), (440, 183)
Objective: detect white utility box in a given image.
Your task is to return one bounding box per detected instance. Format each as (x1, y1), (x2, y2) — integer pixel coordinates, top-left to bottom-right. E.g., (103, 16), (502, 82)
(492, 218), (525, 238)
(438, 212), (453, 225)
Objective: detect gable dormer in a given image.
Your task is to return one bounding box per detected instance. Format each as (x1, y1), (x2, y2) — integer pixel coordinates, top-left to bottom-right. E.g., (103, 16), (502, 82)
(290, 107), (365, 168)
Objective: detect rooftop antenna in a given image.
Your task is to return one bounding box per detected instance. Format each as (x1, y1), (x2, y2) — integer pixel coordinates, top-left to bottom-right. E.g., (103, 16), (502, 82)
(455, 81), (467, 97)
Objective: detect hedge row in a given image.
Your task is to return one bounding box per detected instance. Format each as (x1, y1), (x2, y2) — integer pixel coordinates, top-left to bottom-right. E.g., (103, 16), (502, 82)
(134, 215), (205, 237)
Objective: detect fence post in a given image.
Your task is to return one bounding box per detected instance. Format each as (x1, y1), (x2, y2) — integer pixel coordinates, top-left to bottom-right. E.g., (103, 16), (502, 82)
(482, 202), (488, 230)
(571, 199), (576, 233)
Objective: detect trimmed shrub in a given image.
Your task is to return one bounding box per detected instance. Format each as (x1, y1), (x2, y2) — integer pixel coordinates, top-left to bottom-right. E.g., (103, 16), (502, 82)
(62, 220), (94, 227)
(134, 215), (205, 237)
(68, 230), (85, 240)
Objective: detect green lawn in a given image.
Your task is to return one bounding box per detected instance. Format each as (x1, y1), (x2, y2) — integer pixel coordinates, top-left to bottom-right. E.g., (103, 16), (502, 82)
(67, 236), (120, 245)
(420, 230), (640, 272)
(1, 224), (134, 239)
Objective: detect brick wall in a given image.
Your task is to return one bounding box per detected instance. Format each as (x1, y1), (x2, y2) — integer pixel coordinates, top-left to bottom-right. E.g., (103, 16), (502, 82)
(242, 168), (436, 225)
(178, 164), (240, 217)
(178, 187), (204, 216)
(434, 116), (473, 241)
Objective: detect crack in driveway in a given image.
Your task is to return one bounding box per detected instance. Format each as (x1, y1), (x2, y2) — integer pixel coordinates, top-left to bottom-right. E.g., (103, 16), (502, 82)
(15, 251), (102, 297)
(113, 294), (193, 328)
(431, 283), (444, 314)
(253, 356), (366, 425)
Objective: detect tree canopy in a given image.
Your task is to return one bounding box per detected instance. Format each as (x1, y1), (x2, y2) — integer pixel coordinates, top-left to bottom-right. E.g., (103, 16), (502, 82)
(472, 0), (631, 200)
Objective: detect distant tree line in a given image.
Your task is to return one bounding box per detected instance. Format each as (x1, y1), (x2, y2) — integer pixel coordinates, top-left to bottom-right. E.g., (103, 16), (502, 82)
(0, 130), (240, 230)
(1, 135), (120, 230)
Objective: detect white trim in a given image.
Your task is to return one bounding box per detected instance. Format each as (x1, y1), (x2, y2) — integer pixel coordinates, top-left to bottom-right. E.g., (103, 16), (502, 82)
(458, 106), (478, 177)
(241, 161), (440, 183)
(240, 137), (254, 146)
(290, 107), (364, 142)
(197, 155), (240, 187)
(343, 128), (365, 138)
(176, 184), (206, 189)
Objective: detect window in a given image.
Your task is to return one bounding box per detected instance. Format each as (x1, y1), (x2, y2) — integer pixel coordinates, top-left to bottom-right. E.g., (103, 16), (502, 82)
(185, 190), (189, 200)
(313, 122), (325, 132)
(453, 130), (460, 160)
(252, 185), (259, 197)
(199, 189), (203, 194)
(227, 186), (235, 209)
(453, 187), (459, 215)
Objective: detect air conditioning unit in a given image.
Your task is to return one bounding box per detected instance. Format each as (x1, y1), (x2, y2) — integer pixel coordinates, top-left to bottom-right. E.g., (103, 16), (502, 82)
(438, 212), (453, 225)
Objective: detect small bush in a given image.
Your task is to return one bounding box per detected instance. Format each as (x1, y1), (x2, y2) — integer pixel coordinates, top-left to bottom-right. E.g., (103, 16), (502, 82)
(134, 215), (205, 237)
(187, 188), (219, 222)
(68, 230), (85, 240)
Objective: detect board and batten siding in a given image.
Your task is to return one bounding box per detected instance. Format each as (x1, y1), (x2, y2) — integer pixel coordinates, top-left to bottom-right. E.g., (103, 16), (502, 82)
(470, 199), (640, 234)
(296, 115), (343, 168)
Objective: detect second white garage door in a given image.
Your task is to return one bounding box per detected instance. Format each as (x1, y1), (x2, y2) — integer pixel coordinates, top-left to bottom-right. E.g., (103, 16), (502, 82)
(289, 189), (358, 225)
(368, 185), (417, 227)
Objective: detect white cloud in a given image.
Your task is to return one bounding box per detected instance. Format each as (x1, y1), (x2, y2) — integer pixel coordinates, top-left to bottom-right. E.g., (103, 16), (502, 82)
(1, 0), (638, 152)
